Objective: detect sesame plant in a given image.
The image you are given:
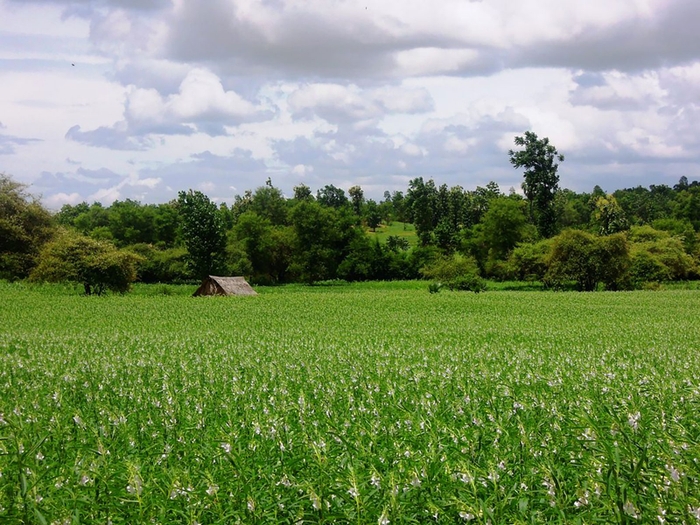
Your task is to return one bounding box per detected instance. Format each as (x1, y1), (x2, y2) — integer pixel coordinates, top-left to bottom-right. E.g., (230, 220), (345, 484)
(0, 282), (699, 524)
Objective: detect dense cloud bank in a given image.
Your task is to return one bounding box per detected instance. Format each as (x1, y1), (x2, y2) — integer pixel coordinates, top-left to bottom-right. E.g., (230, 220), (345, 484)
(1, 0), (700, 206)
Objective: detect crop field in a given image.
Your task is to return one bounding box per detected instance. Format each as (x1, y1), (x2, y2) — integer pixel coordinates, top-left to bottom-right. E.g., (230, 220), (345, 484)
(1, 283), (699, 524)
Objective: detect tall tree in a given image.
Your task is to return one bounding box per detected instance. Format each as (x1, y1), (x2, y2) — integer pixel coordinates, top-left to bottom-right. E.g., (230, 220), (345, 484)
(509, 131), (564, 237)
(364, 199), (382, 231)
(406, 177), (438, 245)
(316, 185), (349, 209)
(0, 174), (54, 279)
(293, 184), (314, 202)
(250, 185), (288, 226)
(177, 190), (226, 279)
(348, 185), (365, 216)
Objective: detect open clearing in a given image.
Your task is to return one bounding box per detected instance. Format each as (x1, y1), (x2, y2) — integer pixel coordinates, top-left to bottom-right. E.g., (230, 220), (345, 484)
(1, 283), (699, 523)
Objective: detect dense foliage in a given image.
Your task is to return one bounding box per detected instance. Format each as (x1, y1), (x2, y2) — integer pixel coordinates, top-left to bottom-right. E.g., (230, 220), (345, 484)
(1, 284), (699, 523)
(0, 174), (53, 280)
(30, 230), (141, 295)
(2, 133), (700, 290)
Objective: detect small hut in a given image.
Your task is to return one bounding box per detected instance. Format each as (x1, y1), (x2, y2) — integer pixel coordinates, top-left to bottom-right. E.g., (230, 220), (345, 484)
(193, 276), (257, 297)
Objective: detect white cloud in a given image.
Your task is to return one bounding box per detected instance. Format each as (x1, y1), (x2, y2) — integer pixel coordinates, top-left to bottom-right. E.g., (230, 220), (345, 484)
(44, 192), (82, 209)
(288, 83), (433, 123)
(3, 0), (700, 203)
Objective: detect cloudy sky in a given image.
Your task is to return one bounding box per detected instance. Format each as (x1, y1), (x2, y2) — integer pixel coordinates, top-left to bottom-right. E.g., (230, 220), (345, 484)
(1, 0), (699, 208)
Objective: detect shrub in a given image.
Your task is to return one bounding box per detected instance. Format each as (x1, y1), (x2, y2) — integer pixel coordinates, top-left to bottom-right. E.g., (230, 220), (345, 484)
(31, 230), (142, 295)
(421, 254), (485, 292)
(507, 239), (552, 281)
(427, 282), (442, 294)
(545, 230), (630, 291)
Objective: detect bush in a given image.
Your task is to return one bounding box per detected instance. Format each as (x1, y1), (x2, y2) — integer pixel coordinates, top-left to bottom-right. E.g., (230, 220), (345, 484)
(31, 230), (142, 295)
(128, 244), (191, 283)
(628, 237), (695, 283)
(545, 230), (630, 291)
(427, 282), (442, 294)
(507, 240), (552, 281)
(447, 274), (486, 293)
(421, 254), (485, 292)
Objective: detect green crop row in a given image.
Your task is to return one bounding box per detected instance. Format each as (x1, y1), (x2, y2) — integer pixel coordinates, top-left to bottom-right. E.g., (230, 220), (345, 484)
(1, 285), (699, 524)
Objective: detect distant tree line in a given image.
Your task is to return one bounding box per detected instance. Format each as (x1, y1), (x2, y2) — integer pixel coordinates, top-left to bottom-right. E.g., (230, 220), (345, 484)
(2, 132), (700, 292)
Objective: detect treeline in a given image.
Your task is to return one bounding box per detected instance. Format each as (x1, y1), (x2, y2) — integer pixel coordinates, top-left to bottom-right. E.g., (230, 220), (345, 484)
(2, 130), (700, 292)
(2, 173), (699, 293)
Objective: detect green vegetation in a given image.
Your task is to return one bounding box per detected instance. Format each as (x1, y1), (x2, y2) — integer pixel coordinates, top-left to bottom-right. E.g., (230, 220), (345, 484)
(3, 131), (700, 290)
(1, 284), (699, 523)
(30, 229), (142, 295)
(366, 222), (418, 246)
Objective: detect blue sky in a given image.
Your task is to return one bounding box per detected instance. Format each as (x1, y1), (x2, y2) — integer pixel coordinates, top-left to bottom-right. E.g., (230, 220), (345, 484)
(1, 0), (700, 208)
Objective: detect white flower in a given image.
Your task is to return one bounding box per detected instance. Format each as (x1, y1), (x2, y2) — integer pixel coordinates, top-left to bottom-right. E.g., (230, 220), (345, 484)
(35, 452), (44, 461)
(370, 473), (381, 489)
(459, 511), (475, 520)
(348, 486), (359, 498)
(221, 442), (231, 454)
(278, 476), (291, 488)
(689, 506), (700, 521)
(574, 491), (589, 507)
(666, 464), (681, 482)
(247, 497), (255, 512)
(378, 512), (390, 525)
(623, 501), (639, 519)
(206, 484), (218, 496)
(628, 412), (641, 431)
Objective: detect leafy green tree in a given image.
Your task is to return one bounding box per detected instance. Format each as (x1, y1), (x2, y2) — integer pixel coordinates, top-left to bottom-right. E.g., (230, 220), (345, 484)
(177, 190), (226, 279)
(107, 199), (156, 246)
(627, 226), (696, 282)
(232, 211), (295, 283)
(289, 201), (356, 283)
(293, 184), (314, 202)
(316, 185), (348, 209)
(406, 177), (438, 245)
(390, 191), (407, 223)
(0, 174), (54, 279)
(385, 235), (409, 252)
(509, 131), (564, 237)
(230, 190), (253, 223)
(507, 239), (553, 281)
(56, 202), (89, 226)
(153, 203), (180, 247)
(480, 197), (530, 260)
(30, 230), (141, 295)
(545, 230), (629, 291)
(594, 194), (629, 235)
(233, 212), (274, 278)
(127, 244), (190, 283)
(348, 185), (365, 216)
(73, 203), (110, 234)
(364, 199), (382, 232)
(250, 185), (288, 226)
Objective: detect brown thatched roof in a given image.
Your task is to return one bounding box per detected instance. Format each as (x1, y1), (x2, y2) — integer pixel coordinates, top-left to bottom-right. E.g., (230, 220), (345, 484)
(193, 276), (257, 297)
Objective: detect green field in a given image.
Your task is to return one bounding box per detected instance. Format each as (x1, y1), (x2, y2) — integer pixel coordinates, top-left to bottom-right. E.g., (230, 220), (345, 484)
(1, 283), (699, 524)
(366, 222), (418, 246)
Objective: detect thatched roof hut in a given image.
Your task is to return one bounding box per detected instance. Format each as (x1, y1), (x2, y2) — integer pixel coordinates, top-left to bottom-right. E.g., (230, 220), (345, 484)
(193, 276), (257, 297)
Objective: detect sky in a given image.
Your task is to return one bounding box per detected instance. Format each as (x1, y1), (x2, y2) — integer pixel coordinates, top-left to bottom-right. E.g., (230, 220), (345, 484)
(1, 0), (699, 208)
